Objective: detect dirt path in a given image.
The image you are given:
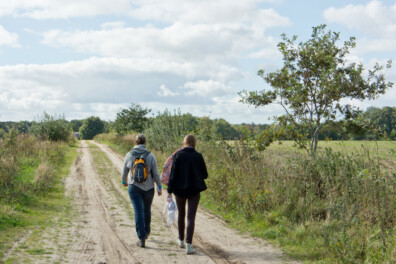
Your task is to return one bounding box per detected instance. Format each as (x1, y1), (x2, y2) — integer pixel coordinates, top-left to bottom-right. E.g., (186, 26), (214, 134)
(17, 140), (297, 264)
(87, 141), (298, 264)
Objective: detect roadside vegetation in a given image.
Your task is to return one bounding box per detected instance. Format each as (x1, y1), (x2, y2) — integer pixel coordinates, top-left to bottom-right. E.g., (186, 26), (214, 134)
(0, 116), (78, 262)
(97, 132), (395, 263)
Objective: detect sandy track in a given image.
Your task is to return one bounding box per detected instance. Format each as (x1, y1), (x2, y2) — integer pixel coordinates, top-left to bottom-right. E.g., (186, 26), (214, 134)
(90, 141), (299, 264)
(64, 141), (215, 264)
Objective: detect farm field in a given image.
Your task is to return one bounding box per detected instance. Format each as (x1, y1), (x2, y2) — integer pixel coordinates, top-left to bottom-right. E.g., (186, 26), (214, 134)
(226, 140), (396, 168)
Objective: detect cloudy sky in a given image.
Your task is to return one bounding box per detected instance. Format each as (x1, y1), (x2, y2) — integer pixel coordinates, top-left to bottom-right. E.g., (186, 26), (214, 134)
(0, 0), (395, 123)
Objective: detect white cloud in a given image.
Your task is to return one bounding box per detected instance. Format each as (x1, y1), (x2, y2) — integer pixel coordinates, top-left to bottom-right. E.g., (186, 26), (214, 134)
(0, 0), (291, 31)
(324, 1), (396, 36)
(324, 1), (396, 54)
(42, 23), (252, 60)
(0, 0), (132, 19)
(0, 57), (240, 120)
(40, 21), (283, 64)
(101, 21), (127, 29)
(183, 80), (234, 96)
(129, 0), (289, 28)
(354, 38), (396, 54)
(39, 21), (281, 86)
(158, 84), (179, 97)
(247, 36), (280, 59)
(0, 26), (19, 48)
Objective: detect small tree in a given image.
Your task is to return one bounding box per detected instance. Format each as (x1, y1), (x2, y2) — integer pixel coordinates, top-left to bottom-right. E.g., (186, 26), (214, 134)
(213, 119), (239, 140)
(30, 112), (71, 141)
(70, 119), (83, 132)
(240, 25), (393, 155)
(144, 110), (198, 151)
(197, 116), (215, 141)
(114, 103), (151, 134)
(79, 116), (104, 140)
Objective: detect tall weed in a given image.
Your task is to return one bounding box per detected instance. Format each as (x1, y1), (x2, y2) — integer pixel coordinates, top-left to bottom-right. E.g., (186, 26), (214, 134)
(197, 139), (395, 263)
(0, 131), (69, 227)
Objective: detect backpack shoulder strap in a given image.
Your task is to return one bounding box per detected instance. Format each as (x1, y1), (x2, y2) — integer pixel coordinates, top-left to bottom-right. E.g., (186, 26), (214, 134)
(141, 151), (151, 160)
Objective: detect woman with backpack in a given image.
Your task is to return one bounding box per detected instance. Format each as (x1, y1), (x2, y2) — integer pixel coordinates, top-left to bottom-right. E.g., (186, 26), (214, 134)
(121, 134), (162, 248)
(167, 134), (208, 254)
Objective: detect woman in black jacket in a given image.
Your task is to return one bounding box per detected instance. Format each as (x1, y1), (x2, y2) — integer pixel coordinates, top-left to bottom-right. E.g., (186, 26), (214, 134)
(167, 134), (208, 254)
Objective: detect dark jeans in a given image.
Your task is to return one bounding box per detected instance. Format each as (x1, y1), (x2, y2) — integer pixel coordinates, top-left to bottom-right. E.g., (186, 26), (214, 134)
(175, 193), (200, 244)
(128, 184), (154, 240)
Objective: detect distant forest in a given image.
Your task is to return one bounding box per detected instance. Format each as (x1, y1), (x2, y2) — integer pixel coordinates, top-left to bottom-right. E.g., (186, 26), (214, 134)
(1, 106), (395, 140)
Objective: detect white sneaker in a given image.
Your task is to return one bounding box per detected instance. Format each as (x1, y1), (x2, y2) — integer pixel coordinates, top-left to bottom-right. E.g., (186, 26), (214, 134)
(186, 243), (195, 254)
(177, 239), (185, 248)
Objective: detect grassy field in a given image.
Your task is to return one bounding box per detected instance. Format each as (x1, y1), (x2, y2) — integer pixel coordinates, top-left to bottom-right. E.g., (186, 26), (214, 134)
(228, 140), (396, 170)
(267, 140), (395, 154)
(0, 135), (78, 263)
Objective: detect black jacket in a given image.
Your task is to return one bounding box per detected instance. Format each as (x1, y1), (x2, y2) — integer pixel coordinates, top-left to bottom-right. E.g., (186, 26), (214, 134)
(167, 147), (208, 197)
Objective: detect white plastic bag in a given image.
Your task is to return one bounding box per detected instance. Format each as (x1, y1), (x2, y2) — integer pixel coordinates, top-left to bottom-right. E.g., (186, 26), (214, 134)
(163, 200), (177, 226)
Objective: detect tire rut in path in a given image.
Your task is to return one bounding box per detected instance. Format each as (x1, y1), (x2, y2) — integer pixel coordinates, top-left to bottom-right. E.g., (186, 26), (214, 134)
(67, 141), (141, 264)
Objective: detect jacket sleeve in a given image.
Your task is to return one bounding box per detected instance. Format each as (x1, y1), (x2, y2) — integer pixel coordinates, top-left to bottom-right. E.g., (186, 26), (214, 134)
(121, 153), (130, 183)
(149, 154), (162, 187)
(200, 154), (208, 180)
(167, 154), (178, 194)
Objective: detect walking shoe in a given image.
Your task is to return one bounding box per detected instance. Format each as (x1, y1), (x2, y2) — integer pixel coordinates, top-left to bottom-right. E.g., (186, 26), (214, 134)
(186, 243), (195, 254)
(136, 239), (145, 248)
(177, 239), (185, 248)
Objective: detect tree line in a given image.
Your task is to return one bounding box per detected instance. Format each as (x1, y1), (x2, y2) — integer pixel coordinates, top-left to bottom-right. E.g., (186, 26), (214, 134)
(0, 105), (395, 143)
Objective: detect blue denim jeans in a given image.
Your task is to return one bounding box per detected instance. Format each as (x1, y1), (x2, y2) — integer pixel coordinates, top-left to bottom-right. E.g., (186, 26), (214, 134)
(128, 184), (154, 240)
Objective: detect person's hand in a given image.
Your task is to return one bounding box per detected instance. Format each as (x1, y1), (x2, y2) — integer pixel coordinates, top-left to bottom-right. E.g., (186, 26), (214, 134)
(157, 185), (163, 196)
(167, 193), (172, 202)
(122, 181), (128, 187)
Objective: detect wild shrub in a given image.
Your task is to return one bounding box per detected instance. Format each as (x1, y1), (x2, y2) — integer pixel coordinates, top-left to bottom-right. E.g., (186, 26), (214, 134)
(113, 103), (151, 134)
(144, 110), (197, 152)
(0, 131), (68, 204)
(80, 116), (105, 140)
(0, 156), (16, 190)
(30, 112), (71, 142)
(34, 162), (56, 191)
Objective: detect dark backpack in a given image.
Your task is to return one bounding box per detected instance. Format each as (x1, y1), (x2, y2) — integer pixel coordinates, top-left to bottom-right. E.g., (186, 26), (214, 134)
(131, 151), (150, 183)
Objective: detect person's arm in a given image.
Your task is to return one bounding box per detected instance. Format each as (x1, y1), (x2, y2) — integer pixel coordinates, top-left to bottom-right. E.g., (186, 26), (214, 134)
(167, 154), (178, 194)
(150, 154), (162, 188)
(121, 153), (130, 186)
(200, 154), (208, 179)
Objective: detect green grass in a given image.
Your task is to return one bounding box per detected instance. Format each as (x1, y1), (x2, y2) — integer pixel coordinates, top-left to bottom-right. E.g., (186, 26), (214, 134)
(200, 197), (336, 263)
(0, 141), (78, 262)
(264, 140), (395, 161)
